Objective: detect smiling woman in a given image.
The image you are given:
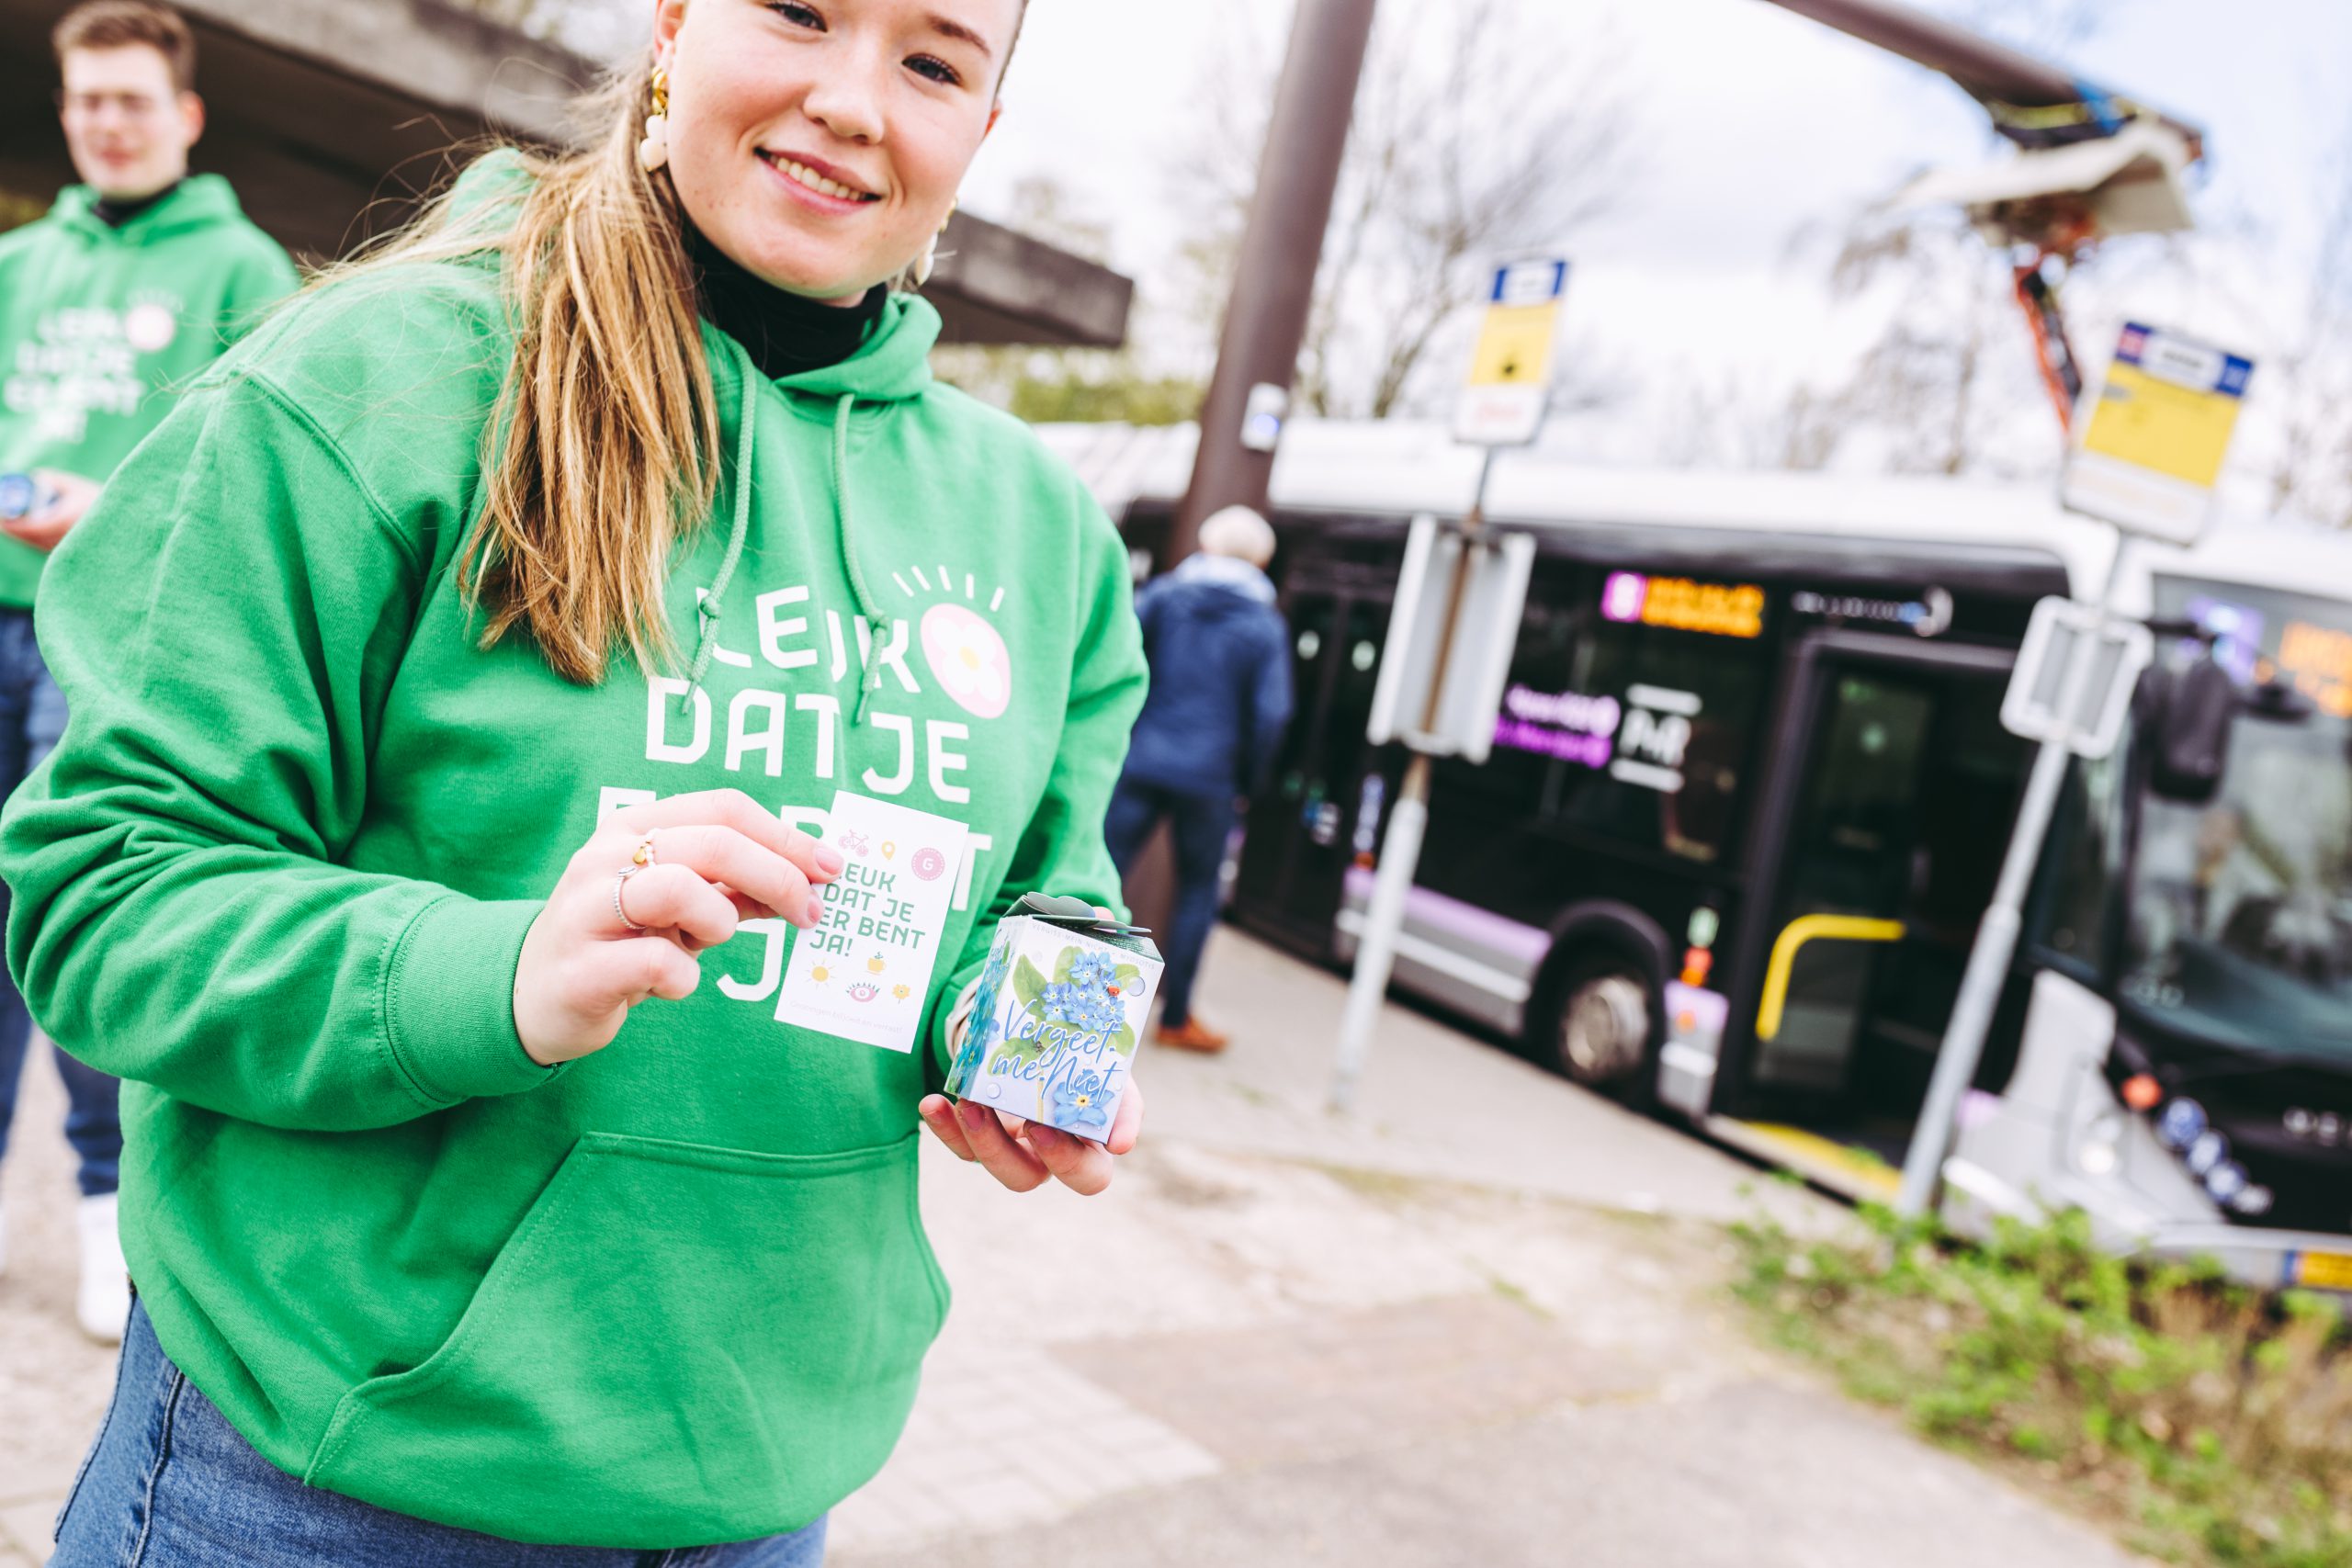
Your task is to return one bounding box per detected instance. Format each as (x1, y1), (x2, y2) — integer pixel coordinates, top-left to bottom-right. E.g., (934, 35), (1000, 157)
(14, 0), (1148, 1561)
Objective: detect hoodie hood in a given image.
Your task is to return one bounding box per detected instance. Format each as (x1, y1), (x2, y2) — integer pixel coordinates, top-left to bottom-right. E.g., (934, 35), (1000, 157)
(52, 174), (251, 244)
(770, 290), (939, 405)
(431, 151), (945, 723)
(1171, 550), (1278, 606)
(684, 245), (942, 724)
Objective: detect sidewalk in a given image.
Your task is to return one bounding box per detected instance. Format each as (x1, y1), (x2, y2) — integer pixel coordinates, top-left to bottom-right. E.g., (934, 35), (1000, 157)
(0, 930), (2147, 1567)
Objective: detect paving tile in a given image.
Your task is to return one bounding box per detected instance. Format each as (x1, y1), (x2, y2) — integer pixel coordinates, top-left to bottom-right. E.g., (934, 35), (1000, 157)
(1051, 1293), (1668, 1471)
(0, 1498), (58, 1566)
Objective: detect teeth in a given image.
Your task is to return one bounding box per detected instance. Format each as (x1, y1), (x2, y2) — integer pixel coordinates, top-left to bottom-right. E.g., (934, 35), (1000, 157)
(774, 156), (872, 202)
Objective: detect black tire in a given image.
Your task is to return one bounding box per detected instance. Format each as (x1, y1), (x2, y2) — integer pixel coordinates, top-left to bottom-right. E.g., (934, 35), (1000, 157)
(1534, 958), (1658, 1104)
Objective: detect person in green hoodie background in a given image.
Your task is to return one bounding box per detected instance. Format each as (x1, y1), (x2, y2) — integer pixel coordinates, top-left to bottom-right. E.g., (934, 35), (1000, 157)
(0, 0), (297, 1348)
(9, 0), (1148, 1562)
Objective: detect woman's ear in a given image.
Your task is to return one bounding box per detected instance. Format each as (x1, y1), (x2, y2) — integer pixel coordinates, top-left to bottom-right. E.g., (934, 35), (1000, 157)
(651, 0), (688, 55)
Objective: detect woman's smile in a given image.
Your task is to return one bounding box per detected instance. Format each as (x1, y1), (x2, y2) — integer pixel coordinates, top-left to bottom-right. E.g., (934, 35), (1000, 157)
(757, 148), (884, 210)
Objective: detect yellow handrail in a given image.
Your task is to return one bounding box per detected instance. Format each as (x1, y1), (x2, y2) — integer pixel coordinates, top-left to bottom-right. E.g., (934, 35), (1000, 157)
(1755, 915), (1907, 1042)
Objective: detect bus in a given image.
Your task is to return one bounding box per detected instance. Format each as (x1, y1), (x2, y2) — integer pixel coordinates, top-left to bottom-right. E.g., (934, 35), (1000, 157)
(1043, 417), (2352, 1294)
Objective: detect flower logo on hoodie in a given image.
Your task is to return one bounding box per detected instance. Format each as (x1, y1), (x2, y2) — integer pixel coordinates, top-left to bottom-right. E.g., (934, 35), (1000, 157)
(920, 603), (1012, 720)
(123, 302), (178, 354)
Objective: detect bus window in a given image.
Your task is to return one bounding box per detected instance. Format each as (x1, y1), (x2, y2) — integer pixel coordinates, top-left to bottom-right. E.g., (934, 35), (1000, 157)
(2035, 751), (2129, 980)
(1552, 614), (1768, 865)
(1418, 590), (1584, 926)
(1415, 569), (1769, 930)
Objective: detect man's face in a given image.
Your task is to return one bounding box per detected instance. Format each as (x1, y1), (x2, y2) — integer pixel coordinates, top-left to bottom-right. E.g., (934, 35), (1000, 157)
(59, 45), (202, 201)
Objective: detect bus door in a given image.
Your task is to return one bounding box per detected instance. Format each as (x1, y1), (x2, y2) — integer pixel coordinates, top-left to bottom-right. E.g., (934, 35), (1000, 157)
(1709, 632), (2027, 1198)
(1232, 570), (1394, 958)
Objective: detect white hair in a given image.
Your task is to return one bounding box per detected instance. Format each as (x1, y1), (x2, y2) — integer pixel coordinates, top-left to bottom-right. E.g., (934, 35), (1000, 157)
(1198, 504), (1276, 568)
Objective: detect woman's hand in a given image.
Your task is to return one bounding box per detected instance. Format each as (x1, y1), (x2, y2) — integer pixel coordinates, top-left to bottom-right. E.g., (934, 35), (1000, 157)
(917, 1078), (1143, 1198)
(513, 789), (843, 1067)
(1, 468), (101, 552)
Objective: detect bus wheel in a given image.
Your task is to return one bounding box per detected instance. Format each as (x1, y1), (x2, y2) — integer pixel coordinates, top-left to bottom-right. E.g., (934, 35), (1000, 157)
(1554, 969), (1651, 1090)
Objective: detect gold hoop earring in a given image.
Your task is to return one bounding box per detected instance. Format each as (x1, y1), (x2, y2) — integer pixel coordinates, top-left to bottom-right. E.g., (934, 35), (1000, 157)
(638, 67), (672, 174)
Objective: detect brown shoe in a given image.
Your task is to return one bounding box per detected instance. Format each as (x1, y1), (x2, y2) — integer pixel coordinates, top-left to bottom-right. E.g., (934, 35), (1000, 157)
(1154, 1017), (1230, 1053)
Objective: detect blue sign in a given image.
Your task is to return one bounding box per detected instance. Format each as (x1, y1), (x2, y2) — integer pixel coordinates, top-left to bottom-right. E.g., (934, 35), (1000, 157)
(1489, 260), (1570, 308)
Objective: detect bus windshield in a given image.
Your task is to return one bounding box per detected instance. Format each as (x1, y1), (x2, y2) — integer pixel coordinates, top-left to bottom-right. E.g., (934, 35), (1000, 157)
(2125, 583), (2352, 1065)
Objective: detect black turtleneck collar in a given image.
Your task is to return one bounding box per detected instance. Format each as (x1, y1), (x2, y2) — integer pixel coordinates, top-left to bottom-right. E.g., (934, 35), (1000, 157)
(92, 178), (182, 230)
(684, 225), (886, 382)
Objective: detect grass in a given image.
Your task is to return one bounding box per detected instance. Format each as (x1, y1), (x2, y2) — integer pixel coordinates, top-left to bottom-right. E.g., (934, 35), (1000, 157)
(1730, 1202), (2352, 1568)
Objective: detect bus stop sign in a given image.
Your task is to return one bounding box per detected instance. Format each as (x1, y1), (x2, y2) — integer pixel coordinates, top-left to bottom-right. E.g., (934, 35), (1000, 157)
(2000, 596), (2154, 760)
(1454, 259), (1570, 447)
(2062, 322), (2255, 547)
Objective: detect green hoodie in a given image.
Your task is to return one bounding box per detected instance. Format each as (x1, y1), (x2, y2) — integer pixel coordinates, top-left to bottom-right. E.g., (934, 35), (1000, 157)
(0, 174), (298, 606)
(2, 154), (1146, 1548)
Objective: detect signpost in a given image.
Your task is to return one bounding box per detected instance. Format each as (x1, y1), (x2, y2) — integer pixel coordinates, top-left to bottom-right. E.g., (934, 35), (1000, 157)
(1331, 260), (1564, 1112)
(2063, 322), (2256, 545)
(1897, 322), (2254, 1218)
(1453, 260), (1570, 448)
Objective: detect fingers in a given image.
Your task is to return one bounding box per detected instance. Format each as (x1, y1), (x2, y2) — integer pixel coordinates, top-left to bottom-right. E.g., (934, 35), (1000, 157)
(1024, 1121), (1114, 1195)
(951, 1099), (1050, 1191)
(614, 863), (741, 946)
(919, 1095), (974, 1159)
(607, 824), (822, 930)
(631, 937), (706, 1002)
(579, 936), (702, 1015)
(612, 791), (844, 883)
(920, 1095), (1129, 1197)
(1104, 1073), (1144, 1157)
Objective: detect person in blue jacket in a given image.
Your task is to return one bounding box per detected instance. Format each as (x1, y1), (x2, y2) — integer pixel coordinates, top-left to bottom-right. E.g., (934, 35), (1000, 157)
(1106, 504), (1294, 1051)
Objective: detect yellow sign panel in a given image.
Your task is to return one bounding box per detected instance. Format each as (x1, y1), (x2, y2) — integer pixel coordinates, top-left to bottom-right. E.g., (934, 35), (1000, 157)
(2277, 621), (2352, 719)
(1466, 302), (1560, 389)
(2077, 324), (2254, 490)
(2294, 1250), (2352, 1292)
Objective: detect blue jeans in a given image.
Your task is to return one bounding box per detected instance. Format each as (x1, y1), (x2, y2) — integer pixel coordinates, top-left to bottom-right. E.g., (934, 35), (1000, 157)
(1103, 776), (1236, 1029)
(51, 1300), (831, 1566)
(0, 606), (118, 1198)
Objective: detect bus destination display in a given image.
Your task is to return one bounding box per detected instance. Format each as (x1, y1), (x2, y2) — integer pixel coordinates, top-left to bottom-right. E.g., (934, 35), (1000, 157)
(1600, 571), (1766, 639)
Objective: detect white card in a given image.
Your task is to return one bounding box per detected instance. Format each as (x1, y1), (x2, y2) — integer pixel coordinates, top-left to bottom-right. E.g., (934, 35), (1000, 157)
(773, 792), (971, 1054)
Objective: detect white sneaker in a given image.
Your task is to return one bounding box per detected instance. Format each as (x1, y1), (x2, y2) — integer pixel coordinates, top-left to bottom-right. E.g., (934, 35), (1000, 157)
(76, 1193), (129, 1344)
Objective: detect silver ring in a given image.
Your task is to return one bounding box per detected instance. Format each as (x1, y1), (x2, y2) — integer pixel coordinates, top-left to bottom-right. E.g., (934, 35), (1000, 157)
(613, 863), (650, 931)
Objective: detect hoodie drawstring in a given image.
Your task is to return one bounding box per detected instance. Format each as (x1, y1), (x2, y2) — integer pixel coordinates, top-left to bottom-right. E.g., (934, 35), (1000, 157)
(833, 391), (890, 729)
(680, 346), (889, 732)
(678, 343), (758, 714)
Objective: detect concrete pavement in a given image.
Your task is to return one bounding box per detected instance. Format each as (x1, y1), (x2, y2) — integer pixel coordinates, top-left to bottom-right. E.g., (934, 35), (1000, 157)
(1, 928), (2145, 1567)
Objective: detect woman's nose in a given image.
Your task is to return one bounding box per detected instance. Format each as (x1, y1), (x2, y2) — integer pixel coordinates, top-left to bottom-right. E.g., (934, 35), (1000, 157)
(801, 51), (888, 145)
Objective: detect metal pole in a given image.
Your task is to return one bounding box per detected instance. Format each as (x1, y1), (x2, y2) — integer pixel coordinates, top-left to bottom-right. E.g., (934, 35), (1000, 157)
(1896, 531), (2135, 1216)
(1171, 0), (1381, 566)
(1329, 451), (1496, 1112)
(1330, 752), (1430, 1112)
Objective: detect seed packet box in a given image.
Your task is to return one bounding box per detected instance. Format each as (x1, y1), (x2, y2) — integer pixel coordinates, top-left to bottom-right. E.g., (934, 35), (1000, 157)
(944, 895), (1161, 1143)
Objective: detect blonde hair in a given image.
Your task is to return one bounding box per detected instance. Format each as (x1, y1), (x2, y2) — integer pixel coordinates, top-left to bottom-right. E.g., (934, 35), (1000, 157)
(320, 61), (711, 684)
(335, 2), (1027, 685)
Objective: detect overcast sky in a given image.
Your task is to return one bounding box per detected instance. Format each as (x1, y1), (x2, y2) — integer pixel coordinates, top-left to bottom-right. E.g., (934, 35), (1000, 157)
(951, 0), (2352, 479)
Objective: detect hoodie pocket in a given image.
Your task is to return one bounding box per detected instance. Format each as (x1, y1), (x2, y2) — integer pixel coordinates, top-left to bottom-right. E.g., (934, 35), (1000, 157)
(305, 1131), (947, 1550)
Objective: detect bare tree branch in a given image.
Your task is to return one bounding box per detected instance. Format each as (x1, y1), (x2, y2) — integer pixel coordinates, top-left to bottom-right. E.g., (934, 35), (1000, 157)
(1177, 0), (1642, 421)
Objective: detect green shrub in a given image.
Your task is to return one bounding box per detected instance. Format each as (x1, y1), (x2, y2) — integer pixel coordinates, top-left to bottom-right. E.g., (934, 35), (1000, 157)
(1730, 1205), (2352, 1568)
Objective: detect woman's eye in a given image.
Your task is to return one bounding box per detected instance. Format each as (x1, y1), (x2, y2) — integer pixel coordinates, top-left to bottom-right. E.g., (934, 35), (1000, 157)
(907, 55), (961, 86)
(768, 2), (824, 29)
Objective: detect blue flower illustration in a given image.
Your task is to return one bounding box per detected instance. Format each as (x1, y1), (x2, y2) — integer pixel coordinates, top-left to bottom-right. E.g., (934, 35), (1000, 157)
(1081, 992), (1126, 1036)
(1044, 981), (1088, 1025)
(1049, 1070), (1112, 1134)
(1070, 949), (1116, 991)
